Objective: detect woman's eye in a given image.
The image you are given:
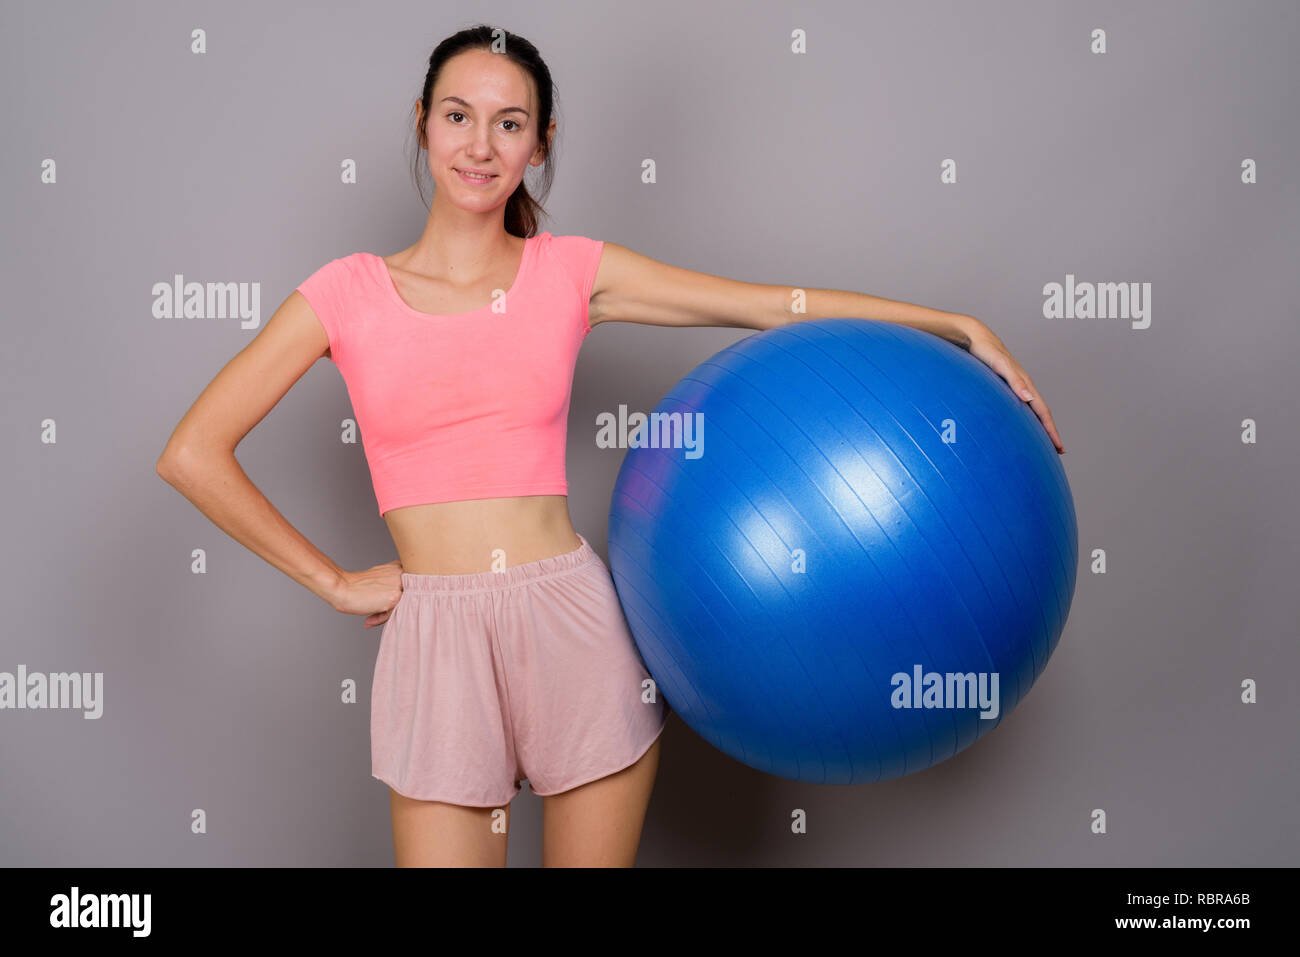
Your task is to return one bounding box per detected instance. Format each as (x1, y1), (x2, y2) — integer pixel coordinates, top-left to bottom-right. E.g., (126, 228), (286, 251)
(446, 112), (519, 132)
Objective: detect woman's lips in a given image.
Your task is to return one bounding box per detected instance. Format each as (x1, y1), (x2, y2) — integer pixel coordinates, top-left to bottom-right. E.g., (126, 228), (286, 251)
(455, 168), (497, 186)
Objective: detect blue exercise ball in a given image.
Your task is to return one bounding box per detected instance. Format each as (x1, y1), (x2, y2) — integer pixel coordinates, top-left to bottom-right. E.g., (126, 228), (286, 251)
(608, 318), (1077, 784)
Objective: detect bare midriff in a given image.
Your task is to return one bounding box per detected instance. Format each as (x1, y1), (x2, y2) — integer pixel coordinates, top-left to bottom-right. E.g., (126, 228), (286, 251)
(382, 494), (583, 575)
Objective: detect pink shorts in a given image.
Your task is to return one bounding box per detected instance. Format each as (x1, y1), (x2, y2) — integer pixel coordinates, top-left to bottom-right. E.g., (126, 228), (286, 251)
(370, 533), (668, 807)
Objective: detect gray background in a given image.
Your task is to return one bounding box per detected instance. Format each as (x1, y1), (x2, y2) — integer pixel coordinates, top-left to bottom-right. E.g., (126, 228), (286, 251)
(2, 0), (1297, 866)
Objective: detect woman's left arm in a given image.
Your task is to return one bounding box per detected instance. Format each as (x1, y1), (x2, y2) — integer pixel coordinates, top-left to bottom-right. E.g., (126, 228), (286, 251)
(589, 241), (1064, 454)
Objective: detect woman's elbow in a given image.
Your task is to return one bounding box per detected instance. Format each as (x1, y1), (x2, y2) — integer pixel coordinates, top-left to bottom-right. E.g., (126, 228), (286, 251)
(156, 439), (209, 485)
(156, 443), (187, 485)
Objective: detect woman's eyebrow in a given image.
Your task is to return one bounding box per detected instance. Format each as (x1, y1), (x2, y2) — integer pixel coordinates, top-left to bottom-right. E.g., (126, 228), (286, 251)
(439, 96), (530, 117)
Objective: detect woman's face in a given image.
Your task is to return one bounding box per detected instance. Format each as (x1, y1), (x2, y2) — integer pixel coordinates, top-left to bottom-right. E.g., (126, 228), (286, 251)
(421, 48), (551, 213)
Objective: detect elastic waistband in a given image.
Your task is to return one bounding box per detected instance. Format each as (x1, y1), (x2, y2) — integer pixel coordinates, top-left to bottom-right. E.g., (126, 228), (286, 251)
(399, 532), (597, 595)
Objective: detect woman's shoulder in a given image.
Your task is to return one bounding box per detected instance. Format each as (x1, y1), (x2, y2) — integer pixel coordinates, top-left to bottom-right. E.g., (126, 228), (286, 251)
(531, 233), (604, 309)
(298, 252), (375, 290)
(537, 231), (600, 251)
(312, 251), (373, 273)
(535, 232), (602, 272)
(295, 253), (378, 324)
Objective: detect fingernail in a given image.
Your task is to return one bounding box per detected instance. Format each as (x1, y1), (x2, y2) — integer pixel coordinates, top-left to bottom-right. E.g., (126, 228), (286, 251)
(1020, 389), (1035, 400)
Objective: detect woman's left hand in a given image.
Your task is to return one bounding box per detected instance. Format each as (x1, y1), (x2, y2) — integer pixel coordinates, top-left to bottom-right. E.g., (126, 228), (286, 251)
(961, 318), (1064, 454)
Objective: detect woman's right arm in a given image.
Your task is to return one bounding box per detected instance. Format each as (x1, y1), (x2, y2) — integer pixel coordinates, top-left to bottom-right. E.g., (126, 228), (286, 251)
(155, 288), (401, 626)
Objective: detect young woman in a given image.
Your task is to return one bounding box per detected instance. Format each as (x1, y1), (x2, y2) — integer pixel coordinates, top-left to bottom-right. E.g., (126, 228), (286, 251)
(156, 25), (1063, 868)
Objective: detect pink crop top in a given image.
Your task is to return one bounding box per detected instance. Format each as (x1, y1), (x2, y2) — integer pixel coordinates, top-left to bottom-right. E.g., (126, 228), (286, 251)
(295, 232), (605, 516)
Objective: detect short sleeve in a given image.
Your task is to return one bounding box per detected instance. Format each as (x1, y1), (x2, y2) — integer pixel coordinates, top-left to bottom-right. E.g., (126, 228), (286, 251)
(564, 236), (603, 335)
(296, 258), (348, 361)
(579, 237), (603, 335)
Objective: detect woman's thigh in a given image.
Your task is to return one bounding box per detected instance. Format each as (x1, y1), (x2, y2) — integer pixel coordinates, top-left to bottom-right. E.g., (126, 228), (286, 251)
(388, 788), (512, 867)
(540, 734), (661, 867)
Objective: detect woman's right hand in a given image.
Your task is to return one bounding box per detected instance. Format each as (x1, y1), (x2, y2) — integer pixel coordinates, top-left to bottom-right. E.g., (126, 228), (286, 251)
(331, 560), (405, 628)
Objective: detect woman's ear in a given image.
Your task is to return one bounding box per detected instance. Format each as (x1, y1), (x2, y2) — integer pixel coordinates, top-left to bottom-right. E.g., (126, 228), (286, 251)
(533, 117), (556, 164)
